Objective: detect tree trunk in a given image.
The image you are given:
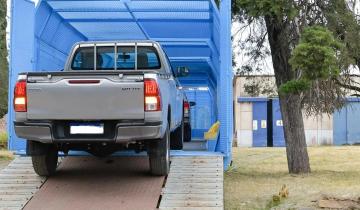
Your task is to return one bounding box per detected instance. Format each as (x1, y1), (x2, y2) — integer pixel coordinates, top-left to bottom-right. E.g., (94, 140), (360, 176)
(265, 16), (311, 174)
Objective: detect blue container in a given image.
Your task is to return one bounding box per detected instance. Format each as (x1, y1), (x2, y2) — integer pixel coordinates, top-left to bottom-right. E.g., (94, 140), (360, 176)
(8, 0), (233, 168)
(334, 98), (360, 145)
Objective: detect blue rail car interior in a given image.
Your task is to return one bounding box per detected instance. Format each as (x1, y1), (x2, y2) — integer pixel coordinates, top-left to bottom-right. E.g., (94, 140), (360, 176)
(8, 0), (233, 168)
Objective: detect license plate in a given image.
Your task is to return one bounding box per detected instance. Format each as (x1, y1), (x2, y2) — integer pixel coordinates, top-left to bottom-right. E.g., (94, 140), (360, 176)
(70, 122), (104, 135)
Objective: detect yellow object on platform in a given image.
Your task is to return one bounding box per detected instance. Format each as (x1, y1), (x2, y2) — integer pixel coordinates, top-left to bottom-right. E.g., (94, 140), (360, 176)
(204, 121), (220, 140)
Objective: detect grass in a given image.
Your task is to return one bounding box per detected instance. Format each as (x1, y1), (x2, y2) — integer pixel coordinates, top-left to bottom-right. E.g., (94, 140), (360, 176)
(0, 132), (13, 161)
(0, 150), (13, 160)
(224, 147), (360, 210)
(0, 132), (8, 149)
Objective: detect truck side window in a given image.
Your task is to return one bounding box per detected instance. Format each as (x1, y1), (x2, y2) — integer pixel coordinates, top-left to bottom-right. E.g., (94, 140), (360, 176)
(137, 46), (161, 69)
(96, 46), (115, 70)
(117, 46), (135, 70)
(71, 47), (94, 70)
(163, 52), (175, 76)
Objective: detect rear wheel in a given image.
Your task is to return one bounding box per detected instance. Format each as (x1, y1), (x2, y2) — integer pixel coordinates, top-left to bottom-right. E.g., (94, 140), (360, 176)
(170, 119), (184, 150)
(148, 123), (170, 176)
(29, 141), (58, 177)
(184, 123), (192, 142)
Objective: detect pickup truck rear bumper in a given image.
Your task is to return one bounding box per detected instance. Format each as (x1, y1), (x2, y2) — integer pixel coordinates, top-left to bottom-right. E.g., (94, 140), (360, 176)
(14, 121), (163, 144)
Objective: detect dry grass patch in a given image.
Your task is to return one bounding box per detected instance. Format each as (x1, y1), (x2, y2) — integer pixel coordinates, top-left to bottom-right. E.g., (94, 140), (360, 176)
(224, 147), (360, 210)
(0, 150), (14, 171)
(0, 150), (13, 160)
(0, 132), (7, 149)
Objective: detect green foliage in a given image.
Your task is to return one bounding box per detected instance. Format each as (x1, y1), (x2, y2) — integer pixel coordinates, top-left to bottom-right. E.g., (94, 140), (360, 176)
(290, 26), (343, 79)
(323, 0), (360, 69)
(280, 26), (345, 94)
(279, 79), (310, 94)
(0, 0), (8, 118)
(233, 0), (297, 20)
(279, 27), (342, 94)
(280, 26), (346, 94)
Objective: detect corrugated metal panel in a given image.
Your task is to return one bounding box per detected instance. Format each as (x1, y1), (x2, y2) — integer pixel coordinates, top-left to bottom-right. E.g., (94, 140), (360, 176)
(272, 98), (333, 147)
(7, 0), (35, 152)
(333, 108), (348, 145)
(184, 89), (215, 139)
(218, 0), (232, 169)
(344, 102), (360, 145)
(334, 99), (360, 145)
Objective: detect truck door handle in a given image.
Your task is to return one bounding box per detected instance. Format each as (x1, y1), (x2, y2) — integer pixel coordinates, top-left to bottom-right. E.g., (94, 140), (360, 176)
(68, 80), (100, 84)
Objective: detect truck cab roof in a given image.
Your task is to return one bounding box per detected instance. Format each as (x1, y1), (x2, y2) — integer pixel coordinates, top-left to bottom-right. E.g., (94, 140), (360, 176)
(73, 40), (161, 47)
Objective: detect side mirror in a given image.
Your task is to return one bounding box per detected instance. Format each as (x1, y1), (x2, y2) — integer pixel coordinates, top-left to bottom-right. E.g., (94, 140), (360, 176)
(189, 102), (196, 107)
(176, 67), (189, 77)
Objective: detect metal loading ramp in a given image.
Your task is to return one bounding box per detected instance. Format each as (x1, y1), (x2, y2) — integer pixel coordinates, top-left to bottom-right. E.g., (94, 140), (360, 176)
(0, 155), (224, 210)
(160, 156), (223, 210)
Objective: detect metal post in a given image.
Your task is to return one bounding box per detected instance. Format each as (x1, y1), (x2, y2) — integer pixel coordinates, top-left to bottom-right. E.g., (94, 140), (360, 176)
(218, 0), (233, 169)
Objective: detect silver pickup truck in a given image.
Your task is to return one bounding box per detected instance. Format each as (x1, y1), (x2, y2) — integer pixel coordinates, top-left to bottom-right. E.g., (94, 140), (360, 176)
(13, 41), (188, 176)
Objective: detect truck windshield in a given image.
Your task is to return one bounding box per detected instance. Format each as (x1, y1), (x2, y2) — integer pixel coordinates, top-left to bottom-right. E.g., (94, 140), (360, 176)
(71, 45), (161, 70)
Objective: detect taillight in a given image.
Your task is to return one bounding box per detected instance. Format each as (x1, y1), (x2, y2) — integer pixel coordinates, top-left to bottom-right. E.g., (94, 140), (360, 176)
(144, 79), (161, 111)
(184, 101), (190, 114)
(14, 80), (27, 112)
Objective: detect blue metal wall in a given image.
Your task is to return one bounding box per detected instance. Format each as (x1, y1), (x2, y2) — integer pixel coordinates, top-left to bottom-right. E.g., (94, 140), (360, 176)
(272, 99), (286, 147)
(334, 98), (360, 145)
(184, 88), (216, 139)
(7, 0), (35, 153)
(8, 0), (233, 168)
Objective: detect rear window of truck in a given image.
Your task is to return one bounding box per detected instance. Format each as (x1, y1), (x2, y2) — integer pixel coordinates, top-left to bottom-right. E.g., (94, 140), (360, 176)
(71, 45), (161, 70)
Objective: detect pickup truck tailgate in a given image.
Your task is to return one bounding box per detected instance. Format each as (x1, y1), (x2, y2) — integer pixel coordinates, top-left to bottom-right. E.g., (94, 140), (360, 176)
(26, 74), (145, 120)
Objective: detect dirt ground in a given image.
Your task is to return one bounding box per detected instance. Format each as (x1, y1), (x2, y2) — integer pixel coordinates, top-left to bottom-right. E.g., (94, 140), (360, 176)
(224, 147), (360, 210)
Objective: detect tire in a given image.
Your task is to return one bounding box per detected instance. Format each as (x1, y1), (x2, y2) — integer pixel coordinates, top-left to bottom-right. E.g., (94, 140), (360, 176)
(31, 143), (58, 177)
(148, 123), (170, 176)
(184, 123), (192, 142)
(170, 119), (184, 150)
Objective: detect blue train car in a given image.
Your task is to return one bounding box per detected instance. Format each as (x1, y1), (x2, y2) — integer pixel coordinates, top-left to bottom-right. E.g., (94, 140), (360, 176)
(8, 0), (233, 167)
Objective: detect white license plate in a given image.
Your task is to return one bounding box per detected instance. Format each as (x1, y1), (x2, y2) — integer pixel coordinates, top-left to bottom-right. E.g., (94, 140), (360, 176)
(70, 123), (104, 135)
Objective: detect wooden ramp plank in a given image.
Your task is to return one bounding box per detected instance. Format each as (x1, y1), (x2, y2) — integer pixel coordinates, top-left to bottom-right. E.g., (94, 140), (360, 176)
(160, 208), (223, 210)
(160, 156), (224, 210)
(0, 157), (45, 210)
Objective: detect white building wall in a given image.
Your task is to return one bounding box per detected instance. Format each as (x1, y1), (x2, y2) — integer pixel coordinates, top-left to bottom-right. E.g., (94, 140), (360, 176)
(236, 102), (253, 147)
(233, 76), (334, 146)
